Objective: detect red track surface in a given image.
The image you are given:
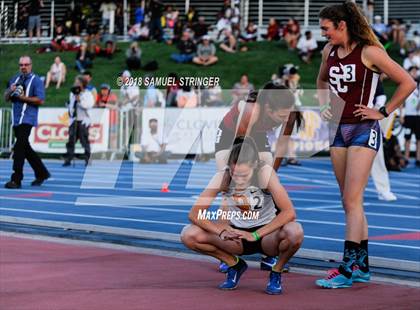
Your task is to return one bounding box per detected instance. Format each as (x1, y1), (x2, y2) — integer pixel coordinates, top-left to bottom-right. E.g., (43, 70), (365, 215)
(1, 236), (419, 310)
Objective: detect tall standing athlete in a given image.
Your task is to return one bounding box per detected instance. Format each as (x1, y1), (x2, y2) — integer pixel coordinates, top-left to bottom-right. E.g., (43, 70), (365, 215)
(316, 1), (416, 288)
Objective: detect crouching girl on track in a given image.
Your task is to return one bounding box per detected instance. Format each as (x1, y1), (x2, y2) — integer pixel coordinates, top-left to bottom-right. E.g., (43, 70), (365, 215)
(181, 137), (303, 294)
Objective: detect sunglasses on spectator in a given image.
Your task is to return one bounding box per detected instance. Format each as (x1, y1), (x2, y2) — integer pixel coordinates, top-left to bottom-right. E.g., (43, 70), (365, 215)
(19, 63), (31, 66)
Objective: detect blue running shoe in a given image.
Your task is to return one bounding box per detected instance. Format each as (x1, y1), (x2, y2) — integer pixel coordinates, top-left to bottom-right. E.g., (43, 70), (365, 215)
(315, 269), (353, 289)
(218, 258), (248, 290)
(219, 261), (229, 273)
(260, 256), (290, 273)
(260, 256), (277, 271)
(265, 271), (282, 295)
(352, 265), (370, 283)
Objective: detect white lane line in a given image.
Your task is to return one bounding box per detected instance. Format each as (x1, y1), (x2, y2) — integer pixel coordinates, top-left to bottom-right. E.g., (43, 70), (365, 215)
(304, 235), (420, 250)
(0, 207), (187, 226)
(298, 219), (420, 232)
(1, 209), (419, 251)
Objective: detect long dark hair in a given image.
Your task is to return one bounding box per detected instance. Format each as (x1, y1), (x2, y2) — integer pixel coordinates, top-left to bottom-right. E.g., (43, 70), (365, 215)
(319, 1), (382, 48)
(251, 81), (303, 131)
(220, 136), (261, 192)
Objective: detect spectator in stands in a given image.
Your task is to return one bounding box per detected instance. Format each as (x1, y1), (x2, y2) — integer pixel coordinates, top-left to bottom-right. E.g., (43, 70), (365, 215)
(144, 81), (165, 108)
(221, 0), (240, 36)
(82, 71), (97, 100)
(149, 0), (164, 41)
(216, 13), (232, 41)
(63, 75), (95, 167)
(50, 24), (70, 52)
(413, 31), (420, 49)
(185, 6), (198, 28)
(99, 1), (117, 30)
(75, 42), (93, 73)
(139, 118), (170, 164)
(15, 4), (28, 36)
(202, 84), (224, 107)
(240, 22), (258, 42)
(100, 29), (117, 59)
(173, 19), (185, 43)
(27, 0), (44, 43)
(115, 2), (124, 35)
(45, 56), (66, 89)
(283, 18), (300, 50)
(128, 22), (150, 41)
(126, 42), (142, 70)
(96, 83), (118, 109)
(400, 66), (420, 167)
(403, 50), (420, 75)
(390, 18), (407, 55)
(192, 16), (209, 41)
(372, 15), (390, 48)
(166, 72), (180, 107)
(119, 70), (140, 111)
(297, 31), (318, 64)
(135, 0), (146, 25)
(366, 0), (375, 24)
(265, 18), (280, 41)
(176, 85), (198, 108)
(170, 31), (196, 63)
(232, 74), (254, 103)
(71, 4), (82, 36)
(193, 35), (218, 66)
(162, 5), (179, 45)
(219, 29), (237, 53)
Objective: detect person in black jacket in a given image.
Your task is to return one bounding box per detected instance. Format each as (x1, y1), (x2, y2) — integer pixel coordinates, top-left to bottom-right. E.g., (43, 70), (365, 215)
(170, 30), (196, 63)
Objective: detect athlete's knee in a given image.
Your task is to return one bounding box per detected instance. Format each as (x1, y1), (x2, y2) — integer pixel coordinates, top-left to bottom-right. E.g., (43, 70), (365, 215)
(283, 222), (304, 247)
(180, 224), (207, 248)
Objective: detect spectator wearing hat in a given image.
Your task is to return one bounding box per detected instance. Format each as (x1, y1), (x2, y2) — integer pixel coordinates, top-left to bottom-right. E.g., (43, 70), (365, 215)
(96, 84), (118, 108)
(193, 35), (218, 66)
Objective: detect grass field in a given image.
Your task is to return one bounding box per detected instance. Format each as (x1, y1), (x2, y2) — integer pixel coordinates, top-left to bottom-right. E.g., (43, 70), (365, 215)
(0, 41), (401, 107)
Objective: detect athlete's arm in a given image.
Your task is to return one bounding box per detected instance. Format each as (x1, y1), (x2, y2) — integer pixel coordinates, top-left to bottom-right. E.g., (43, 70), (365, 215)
(188, 172), (230, 236)
(356, 46), (416, 120)
(235, 101), (261, 136)
(317, 43), (333, 120)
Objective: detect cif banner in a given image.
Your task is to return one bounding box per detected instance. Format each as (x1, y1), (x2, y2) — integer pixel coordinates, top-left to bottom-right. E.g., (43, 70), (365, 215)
(142, 108), (229, 154)
(29, 108), (110, 153)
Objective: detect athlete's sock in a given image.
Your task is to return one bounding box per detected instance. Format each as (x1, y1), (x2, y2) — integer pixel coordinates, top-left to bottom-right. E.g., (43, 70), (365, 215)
(338, 240), (359, 278)
(357, 239), (369, 273)
(231, 257), (246, 271)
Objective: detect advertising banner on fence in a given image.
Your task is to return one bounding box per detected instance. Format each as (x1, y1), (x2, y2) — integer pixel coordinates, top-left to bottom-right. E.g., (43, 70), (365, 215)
(142, 108), (229, 154)
(142, 107), (330, 155)
(29, 108), (110, 153)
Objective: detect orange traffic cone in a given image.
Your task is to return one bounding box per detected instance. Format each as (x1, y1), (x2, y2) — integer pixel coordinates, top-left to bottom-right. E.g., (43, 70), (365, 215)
(161, 182), (170, 193)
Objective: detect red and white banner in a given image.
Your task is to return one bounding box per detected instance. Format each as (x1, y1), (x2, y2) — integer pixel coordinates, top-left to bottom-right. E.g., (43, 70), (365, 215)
(29, 108), (110, 153)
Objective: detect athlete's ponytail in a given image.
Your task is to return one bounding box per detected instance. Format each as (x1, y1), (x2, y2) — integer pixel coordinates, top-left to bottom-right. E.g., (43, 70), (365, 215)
(319, 1), (383, 48)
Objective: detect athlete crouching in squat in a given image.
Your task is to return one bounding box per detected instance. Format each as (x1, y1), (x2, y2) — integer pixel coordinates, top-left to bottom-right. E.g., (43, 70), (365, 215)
(181, 137), (303, 294)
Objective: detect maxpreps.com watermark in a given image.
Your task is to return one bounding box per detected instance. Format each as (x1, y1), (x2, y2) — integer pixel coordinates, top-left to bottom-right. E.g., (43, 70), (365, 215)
(116, 76), (220, 87)
(197, 209), (259, 221)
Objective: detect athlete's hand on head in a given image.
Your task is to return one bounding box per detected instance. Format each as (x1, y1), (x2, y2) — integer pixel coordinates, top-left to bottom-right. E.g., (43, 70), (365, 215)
(354, 104), (384, 121)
